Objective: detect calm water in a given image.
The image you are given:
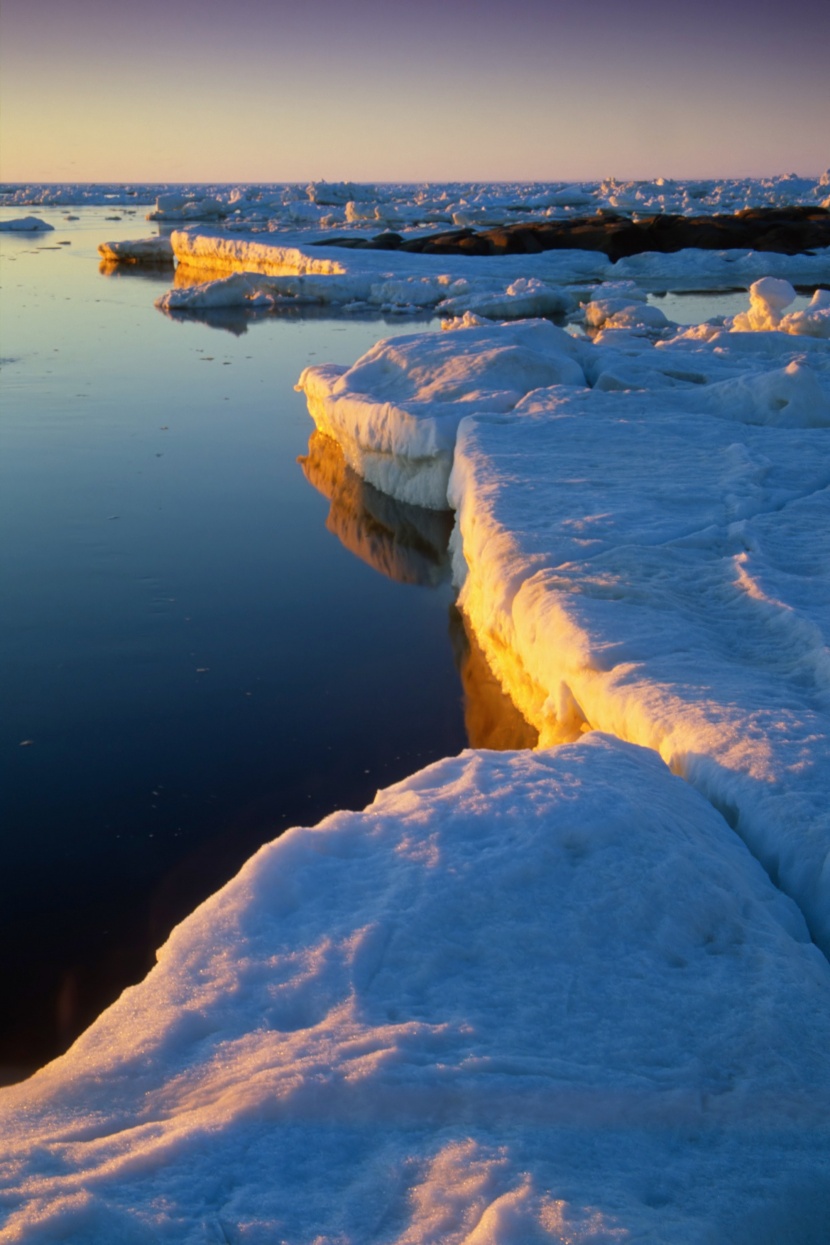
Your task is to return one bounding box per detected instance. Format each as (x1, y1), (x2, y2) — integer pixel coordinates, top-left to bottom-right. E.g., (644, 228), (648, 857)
(0, 209), (474, 1080)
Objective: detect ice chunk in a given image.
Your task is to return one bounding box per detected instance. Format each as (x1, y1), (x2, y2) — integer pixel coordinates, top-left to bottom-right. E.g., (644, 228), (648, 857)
(732, 277), (798, 331)
(297, 319), (588, 509)
(0, 215), (54, 231)
(780, 287), (830, 338)
(97, 235), (174, 264)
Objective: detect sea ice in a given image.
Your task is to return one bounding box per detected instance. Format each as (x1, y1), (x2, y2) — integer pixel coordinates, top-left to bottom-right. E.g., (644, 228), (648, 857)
(0, 215), (54, 231)
(297, 319), (588, 509)
(2, 736), (828, 1243)
(296, 310), (830, 954)
(732, 278), (830, 339)
(4, 173), (830, 226)
(97, 235), (174, 263)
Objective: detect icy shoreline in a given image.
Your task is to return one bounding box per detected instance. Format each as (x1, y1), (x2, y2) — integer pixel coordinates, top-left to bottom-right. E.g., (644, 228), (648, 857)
(2, 183), (830, 1243)
(3, 739), (830, 1243)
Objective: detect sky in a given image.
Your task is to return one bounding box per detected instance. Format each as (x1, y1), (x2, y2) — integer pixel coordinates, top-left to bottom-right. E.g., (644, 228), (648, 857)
(1, 0), (828, 184)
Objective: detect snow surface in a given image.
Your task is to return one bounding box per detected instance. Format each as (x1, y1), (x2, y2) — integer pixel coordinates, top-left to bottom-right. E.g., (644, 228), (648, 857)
(3, 737), (830, 1244)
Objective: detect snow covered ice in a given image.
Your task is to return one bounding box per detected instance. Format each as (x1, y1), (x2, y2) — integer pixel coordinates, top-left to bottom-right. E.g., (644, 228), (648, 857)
(2, 737), (830, 1243)
(299, 304), (830, 956)
(3, 178), (830, 1242)
(298, 319), (587, 509)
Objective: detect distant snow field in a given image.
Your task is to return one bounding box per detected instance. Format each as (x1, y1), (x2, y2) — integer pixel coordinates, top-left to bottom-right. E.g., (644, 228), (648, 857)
(2, 178), (829, 1243)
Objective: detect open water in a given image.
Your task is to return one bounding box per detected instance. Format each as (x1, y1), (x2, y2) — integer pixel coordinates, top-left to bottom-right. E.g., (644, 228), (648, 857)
(0, 208), (472, 1080)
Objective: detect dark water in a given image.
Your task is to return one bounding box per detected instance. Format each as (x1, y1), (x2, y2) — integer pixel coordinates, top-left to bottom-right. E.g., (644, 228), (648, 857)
(0, 210), (477, 1080)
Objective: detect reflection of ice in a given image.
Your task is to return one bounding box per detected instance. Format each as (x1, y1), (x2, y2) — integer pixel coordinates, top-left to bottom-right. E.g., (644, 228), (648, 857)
(299, 430), (452, 587)
(449, 607), (540, 750)
(98, 259), (176, 283)
(155, 304), (257, 335)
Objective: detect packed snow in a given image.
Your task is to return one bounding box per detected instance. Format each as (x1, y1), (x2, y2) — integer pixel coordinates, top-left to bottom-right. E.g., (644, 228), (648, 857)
(2, 737), (829, 1243)
(2, 182), (829, 1242)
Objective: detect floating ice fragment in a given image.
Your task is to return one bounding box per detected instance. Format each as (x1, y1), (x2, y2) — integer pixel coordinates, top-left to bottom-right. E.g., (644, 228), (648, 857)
(0, 216), (54, 231)
(97, 236), (174, 264)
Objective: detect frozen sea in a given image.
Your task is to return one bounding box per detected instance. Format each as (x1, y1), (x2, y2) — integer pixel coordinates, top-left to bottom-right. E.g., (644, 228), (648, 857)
(0, 207), (473, 1079)
(1, 180), (829, 1244)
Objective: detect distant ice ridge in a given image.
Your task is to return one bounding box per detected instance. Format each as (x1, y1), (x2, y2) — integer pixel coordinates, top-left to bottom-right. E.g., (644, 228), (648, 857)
(4, 173), (829, 220)
(2, 736), (829, 1244)
(298, 309), (830, 956)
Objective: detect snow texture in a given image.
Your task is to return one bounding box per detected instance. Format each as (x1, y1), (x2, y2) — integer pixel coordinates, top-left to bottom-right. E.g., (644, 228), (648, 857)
(2, 737), (829, 1244)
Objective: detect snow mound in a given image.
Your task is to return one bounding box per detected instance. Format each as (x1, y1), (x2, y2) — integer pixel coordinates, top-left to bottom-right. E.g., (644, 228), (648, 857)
(2, 737), (828, 1244)
(732, 279), (830, 339)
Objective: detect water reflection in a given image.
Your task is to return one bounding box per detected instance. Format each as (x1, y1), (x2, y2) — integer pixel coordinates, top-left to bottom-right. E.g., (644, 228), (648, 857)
(157, 305), (258, 336)
(98, 259), (175, 282)
(299, 430), (540, 751)
(449, 608), (540, 751)
(299, 430), (453, 587)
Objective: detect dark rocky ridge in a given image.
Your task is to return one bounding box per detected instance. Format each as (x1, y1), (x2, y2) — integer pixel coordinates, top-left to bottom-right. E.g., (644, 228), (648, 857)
(313, 206), (830, 262)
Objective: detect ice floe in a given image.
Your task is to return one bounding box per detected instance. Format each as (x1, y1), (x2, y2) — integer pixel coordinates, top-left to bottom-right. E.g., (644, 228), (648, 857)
(0, 215), (54, 232)
(3, 183), (829, 1241)
(97, 235), (174, 264)
(2, 736), (829, 1243)
(298, 319), (588, 509)
(156, 225), (830, 317)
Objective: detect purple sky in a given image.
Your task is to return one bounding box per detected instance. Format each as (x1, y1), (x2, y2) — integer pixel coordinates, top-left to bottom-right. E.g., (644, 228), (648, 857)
(1, 0), (828, 182)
